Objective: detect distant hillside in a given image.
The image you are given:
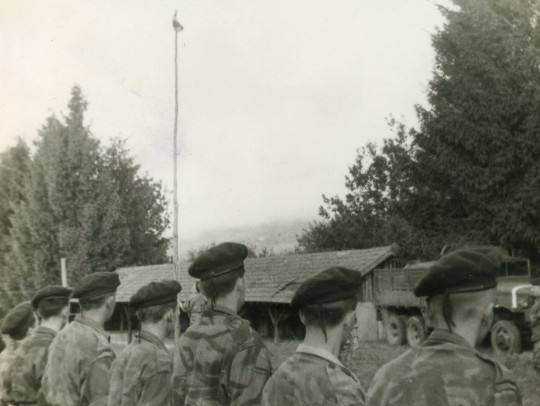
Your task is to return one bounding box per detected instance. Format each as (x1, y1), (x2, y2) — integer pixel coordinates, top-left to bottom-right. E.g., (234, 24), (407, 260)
(178, 219), (311, 260)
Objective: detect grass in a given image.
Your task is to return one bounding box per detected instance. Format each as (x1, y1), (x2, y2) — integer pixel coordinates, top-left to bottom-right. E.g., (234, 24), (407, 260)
(265, 339), (540, 405)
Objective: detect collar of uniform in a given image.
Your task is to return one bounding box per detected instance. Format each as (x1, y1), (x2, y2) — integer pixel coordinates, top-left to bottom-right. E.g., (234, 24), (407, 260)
(296, 343), (345, 368)
(424, 329), (473, 349)
(139, 330), (167, 351)
(34, 326), (57, 338)
(209, 304), (237, 317)
(74, 314), (110, 340)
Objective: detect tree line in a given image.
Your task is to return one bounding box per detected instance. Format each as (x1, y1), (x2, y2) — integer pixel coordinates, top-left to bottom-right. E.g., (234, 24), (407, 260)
(298, 0), (540, 262)
(0, 86), (170, 313)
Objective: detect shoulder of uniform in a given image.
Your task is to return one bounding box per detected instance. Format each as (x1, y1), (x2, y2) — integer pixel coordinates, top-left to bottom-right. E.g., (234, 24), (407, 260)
(123, 342), (170, 376)
(326, 361), (366, 403)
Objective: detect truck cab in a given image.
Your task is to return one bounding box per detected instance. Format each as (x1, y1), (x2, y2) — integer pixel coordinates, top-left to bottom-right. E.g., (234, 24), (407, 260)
(491, 257), (532, 354)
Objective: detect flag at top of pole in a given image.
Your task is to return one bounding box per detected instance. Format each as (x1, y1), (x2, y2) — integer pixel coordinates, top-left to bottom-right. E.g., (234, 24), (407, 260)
(173, 10), (184, 32)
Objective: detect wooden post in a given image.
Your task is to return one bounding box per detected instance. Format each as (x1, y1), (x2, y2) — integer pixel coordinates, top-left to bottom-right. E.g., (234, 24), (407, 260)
(60, 258), (68, 287)
(267, 306), (287, 344)
(126, 306), (133, 344)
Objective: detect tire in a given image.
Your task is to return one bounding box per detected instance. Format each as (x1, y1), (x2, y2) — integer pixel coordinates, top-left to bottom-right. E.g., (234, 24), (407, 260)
(406, 315), (427, 346)
(491, 320), (522, 355)
(386, 313), (406, 346)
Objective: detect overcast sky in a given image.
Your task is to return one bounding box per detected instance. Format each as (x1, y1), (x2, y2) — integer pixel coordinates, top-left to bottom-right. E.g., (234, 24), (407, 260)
(0, 0), (444, 240)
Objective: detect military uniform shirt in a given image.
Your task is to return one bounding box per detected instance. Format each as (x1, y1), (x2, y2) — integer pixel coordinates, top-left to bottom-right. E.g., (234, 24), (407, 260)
(0, 339), (18, 405)
(7, 326), (56, 405)
(41, 315), (115, 406)
(366, 329), (522, 406)
(262, 344), (365, 406)
(172, 304), (272, 406)
(108, 330), (172, 406)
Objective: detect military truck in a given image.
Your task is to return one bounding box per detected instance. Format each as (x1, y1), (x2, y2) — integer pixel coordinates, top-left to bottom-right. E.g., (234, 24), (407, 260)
(373, 255), (533, 354)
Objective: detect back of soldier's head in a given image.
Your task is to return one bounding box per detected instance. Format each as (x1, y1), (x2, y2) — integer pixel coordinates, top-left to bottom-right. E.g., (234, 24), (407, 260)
(1, 302), (35, 341)
(415, 247), (501, 330)
(37, 296), (70, 320)
(73, 272), (121, 315)
(300, 298), (358, 329)
(188, 242), (248, 302)
(293, 267), (362, 330)
(130, 280), (182, 324)
(426, 289), (496, 327)
(32, 286), (73, 321)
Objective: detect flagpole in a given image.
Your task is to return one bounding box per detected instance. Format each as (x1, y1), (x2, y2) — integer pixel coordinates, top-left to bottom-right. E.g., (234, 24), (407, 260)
(172, 11), (183, 276)
(172, 10), (183, 339)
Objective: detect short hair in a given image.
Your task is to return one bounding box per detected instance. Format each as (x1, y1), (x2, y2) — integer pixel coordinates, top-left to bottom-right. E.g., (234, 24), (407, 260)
(37, 297), (70, 320)
(300, 297), (358, 329)
(426, 288), (496, 328)
(80, 293), (114, 311)
(199, 268), (244, 301)
(135, 302), (176, 324)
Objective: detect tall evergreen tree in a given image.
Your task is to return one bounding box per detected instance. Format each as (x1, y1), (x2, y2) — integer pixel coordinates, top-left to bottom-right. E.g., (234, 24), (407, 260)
(299, 0), (540, 260)
(407, 0), (540, 258)
(0, 140), (31, 309)
(3, 86), (170, 304)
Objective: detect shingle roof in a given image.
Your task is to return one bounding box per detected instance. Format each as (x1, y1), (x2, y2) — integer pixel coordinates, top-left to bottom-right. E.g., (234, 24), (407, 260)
(115, 245), (397, 304)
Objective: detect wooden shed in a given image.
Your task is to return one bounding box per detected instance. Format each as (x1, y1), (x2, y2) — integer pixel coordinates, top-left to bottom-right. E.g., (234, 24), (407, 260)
(113, 245), (401, 341)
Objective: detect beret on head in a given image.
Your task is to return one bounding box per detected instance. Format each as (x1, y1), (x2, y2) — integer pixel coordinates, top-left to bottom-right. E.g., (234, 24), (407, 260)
(31, 285), (72, 309)
(414, 247), (502, 297)
(73, 272), (121, 302)
(1, 301), (34, 337)
(188, 242), (248, 280)
(130, 280), (182, 309)
(292, 266), (363, 308)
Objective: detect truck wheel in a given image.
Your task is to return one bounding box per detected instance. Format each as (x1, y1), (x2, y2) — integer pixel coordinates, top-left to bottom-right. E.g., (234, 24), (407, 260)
(386, 313), (406, 346)
(491, 320), (522, 354)
(406, 315), (427, 346)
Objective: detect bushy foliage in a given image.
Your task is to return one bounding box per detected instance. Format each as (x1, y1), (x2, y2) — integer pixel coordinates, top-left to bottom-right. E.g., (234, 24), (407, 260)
(0, 86), (170, 307)
(299, 0), (540, 260)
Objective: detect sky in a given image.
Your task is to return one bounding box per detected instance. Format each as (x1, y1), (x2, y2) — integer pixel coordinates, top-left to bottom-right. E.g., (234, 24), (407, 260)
(0, 0), (445, 241)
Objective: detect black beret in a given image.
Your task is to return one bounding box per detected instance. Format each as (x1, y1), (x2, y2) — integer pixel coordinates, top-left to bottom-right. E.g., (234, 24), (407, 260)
(130, 280), (182, 309)
(1, 301), (34, 337)
(72, 272), (121, 302)
(292, 267), (363, 308)
(414, 248), (501, 297)
(189, 242), (248, 280)
(31, 285), (72, 309)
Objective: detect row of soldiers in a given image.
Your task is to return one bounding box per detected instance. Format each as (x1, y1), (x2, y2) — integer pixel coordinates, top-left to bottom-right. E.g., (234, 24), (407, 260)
(0, 243), (525, 405)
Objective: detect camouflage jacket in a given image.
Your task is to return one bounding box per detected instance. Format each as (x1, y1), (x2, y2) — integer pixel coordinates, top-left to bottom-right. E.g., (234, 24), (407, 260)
(0, 339), (18, 405)
(171, 305), (272, 406)
(366, 329), (522, 406)
(7, 326), (56, 405)
(184, 294), (208, 326)
(41, 315), (115, 406)
(262, 344), (365, 406)
(108, 330), (172, 406)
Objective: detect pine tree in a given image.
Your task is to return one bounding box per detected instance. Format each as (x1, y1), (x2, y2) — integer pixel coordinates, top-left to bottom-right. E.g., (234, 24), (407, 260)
(408, 0), (540, 258)
(3, 86), (170, 304)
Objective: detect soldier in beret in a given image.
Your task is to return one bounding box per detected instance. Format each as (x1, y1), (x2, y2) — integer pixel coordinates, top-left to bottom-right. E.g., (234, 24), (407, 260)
(366, 248), (522, 406)
(108, 279), (181, 406)
(172, 242), (272, 406)
(41, 272), (121, 406)
(262, 266), (365, 406)
(6, 286), (72, 406)
(0, 301), (35, 405)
